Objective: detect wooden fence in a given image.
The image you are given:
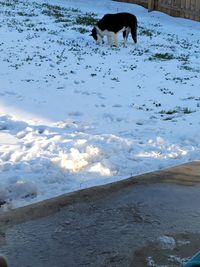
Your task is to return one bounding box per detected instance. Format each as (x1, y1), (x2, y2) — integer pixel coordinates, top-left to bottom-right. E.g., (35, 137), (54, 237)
(114, 0), (200, 21)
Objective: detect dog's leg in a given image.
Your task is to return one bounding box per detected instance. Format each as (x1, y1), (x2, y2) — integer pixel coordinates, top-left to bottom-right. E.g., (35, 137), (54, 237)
(113, 33), (118, 47)
(123, 28), (130, 47)
(107, 35), (112, 46)
(123, 30), (126, 44)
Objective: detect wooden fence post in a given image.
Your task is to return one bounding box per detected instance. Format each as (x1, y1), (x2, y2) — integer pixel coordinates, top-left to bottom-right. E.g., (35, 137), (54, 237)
(148, 0), (155, 11)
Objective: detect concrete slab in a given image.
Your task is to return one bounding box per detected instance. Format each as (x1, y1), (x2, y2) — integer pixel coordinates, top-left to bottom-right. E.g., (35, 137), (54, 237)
(1, 161), (200, 267)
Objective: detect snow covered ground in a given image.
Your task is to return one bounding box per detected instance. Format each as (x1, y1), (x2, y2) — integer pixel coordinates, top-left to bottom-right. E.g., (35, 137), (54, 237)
(0, 0), (200, 209)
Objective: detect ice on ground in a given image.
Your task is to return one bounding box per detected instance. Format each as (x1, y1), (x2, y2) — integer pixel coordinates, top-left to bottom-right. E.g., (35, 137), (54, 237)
(157, 236), (176, 250)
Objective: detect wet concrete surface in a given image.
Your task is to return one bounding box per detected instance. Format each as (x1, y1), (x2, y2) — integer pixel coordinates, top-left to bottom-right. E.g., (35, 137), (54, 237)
(0, 161), (200, 267)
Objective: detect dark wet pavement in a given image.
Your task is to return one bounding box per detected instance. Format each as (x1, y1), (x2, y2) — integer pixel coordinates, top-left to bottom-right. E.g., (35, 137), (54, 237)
(1, 161), (200, 267)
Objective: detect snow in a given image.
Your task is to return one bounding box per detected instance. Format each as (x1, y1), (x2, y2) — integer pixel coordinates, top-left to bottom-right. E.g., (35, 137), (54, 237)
(0, 0), (200, 209)
(157, 236), (176, 250)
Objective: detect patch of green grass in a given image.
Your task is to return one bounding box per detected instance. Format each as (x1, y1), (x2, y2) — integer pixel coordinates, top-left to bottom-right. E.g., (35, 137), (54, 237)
(130, 64), (137, 70)
(179, 65), (193, 71)
(42, 9), (64, 19)
(18, 11), (37, 17)
(139, 27), (153, 37)
(42, 3), (62, 11)
(153, 101), (161, 107)
(25, 22), (35, 28)
(182, 107), (194, 114)
(55, 18), (71, 23)
(176, 54), (189, 63)
(41, 4), (65, 20)
(111, 77), (120, 82)
(160, 88), (174, 95)
(151, 23), (161, 27)
(76, 13), (98, 26)
(160, 109), (178, 115)
(0, 1), (14, 7)
(34, 27), (47, 32)
(73, 27), (89, 34)
(179, 39), (192, 50)
(70, 8), (81, 13)
(48, 29), (59, 35)
(149, 53), (175, 61)
(139, 26), (160, 38)
(160, 106), (195, 116)
(169, 76), (190, 84)
(129, 48), (148, 57)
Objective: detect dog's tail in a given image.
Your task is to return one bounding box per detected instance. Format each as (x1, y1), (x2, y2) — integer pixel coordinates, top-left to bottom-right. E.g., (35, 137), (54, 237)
(131, 16), (138, 44)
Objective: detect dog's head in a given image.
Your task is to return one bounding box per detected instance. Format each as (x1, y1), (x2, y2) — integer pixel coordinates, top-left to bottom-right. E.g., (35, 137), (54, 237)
(90, 27), (104, 44)
(90, 27), (98, 41)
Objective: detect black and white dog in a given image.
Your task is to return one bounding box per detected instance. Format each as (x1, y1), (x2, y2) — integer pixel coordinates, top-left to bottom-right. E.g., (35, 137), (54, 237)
(90, 12), (137, 47)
